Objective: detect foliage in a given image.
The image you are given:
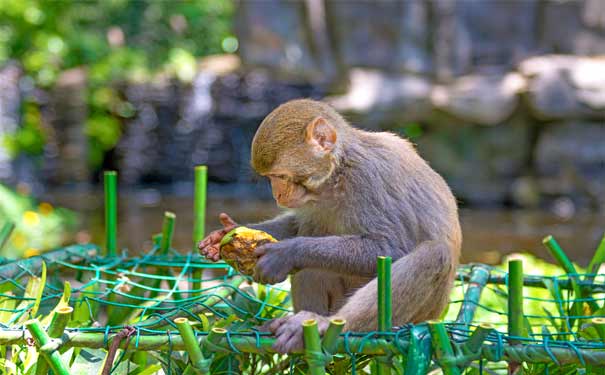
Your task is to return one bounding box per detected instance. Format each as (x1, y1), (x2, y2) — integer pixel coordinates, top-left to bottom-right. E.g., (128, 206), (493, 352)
(0, 184), (77, 259)
(0, 0), (235, 165)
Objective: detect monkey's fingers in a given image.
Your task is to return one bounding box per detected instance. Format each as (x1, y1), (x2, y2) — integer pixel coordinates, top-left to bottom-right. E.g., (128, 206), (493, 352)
(219, 213), (238, 230)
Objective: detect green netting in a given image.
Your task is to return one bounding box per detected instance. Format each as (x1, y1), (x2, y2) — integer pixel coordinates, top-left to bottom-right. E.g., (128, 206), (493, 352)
(1, 241), (605, 374)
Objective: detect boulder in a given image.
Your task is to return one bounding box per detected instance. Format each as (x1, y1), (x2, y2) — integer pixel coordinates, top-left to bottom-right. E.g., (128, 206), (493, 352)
(535, 122), (605, 209)
(519, 55), (605, 120)
(430, 73), (526, 125)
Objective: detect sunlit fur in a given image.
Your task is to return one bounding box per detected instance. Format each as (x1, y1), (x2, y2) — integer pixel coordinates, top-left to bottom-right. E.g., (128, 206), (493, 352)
(248, 99), (462, 352)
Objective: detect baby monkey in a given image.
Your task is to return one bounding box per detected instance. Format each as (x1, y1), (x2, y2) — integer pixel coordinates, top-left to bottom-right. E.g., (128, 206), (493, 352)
(199, 99), (461, 353)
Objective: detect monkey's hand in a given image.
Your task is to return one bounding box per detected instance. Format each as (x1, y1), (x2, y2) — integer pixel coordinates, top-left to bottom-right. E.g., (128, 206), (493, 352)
(260, 311), (330, 353)
(253, 240), (297, 284)
(197, 213), (238, 262)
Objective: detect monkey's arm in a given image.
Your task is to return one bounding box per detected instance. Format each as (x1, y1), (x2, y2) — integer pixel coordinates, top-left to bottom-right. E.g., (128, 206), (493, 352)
(247, 212), (299, 240)
(255, 235), (408, 282)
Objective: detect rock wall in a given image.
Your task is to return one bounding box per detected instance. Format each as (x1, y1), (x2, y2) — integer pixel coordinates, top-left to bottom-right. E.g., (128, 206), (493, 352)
(235, 0), (605, 210)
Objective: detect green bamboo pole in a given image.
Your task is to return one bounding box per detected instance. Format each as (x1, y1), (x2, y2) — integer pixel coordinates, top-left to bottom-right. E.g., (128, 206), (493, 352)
(322, 318), (345, 354)
(203, 327), (226, 358)
(25, 319), (70, 375)
(455, 266), (490, 325)
(36, 306), (73, 375)
(192, 268), (203, 298)
(303, 319), (325, 375)
(587, 233), (605, 281)
(593, 317), (605, 342)
(160, 212), (176, 255)
(3, 328), (605, 365)
(193, 165), (208, 247)
(175, 318), (209, 374)
(508, 259), (525, 342)
(463, 323), (494, 354)
(457, 270), (605, 292)
(542, 235), (597, 312)
(104, 170), (118, 256)
(0, 220), (15, 251)
(404, 324), (432, 375)
(428, 321), (460, 375)
(376, 256), (392, 375)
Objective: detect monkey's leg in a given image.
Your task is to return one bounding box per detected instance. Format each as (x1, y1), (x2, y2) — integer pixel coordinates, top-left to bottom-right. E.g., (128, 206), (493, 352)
(266, 240), (456, 353)
(336, 240), (456, 331)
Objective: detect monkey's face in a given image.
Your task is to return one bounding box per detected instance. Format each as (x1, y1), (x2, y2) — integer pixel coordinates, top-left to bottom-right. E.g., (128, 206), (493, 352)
(267, 174), (314, 208)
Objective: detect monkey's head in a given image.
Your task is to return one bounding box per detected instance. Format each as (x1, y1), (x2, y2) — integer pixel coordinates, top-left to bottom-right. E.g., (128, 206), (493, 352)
(251, 99), (346, 208)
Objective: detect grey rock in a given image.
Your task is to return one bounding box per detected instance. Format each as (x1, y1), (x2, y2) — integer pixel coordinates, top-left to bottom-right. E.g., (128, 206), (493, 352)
(520, 55), (605, 120)
(535, 122), (605, 209)
(328, 69), (432, 126)
(416, 117), (532, 205)
(431, 73), (526, 125)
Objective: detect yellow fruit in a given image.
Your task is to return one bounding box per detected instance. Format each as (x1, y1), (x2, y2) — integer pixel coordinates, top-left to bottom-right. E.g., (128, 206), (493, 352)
(219, 227), (276, 276)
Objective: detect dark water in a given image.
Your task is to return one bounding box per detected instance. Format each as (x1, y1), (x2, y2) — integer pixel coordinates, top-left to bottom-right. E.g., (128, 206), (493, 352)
(43, 189), (605, 266)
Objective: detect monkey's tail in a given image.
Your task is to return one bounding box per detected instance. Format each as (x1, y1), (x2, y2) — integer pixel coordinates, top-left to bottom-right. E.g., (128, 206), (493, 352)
(334, 240), (457, 331)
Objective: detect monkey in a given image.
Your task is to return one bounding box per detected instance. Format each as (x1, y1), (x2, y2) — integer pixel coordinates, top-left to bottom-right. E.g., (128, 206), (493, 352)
(198, 99), (461, 353)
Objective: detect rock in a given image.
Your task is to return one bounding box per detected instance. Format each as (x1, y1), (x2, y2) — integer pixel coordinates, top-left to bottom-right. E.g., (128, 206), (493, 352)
(430, 73), (525, 125)
(535, 122), (605, 209)
(416, 117), (531, 205)
(432, 0), (538, 79)
(328, 69), (432, 126)
(236, 0), (330, 81)
(519, 55), (605, 120)
(541, 0), (605, 55)
(327, 0), (431, 74)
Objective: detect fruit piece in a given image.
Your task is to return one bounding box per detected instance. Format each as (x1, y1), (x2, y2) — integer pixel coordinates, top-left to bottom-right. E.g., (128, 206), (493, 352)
(219, 227), (277, 276)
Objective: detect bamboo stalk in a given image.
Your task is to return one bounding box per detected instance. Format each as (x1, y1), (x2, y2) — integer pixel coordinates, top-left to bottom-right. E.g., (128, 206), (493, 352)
(104, 170), (118, 257)
(3, 328), (605, 365)
(463, 323), (494, 354)
(192, 268), (203, 298)
(193, 165), (208, 247)
(160, 212), (176, 255)
(25, 319), (70, 375)
(542, 235), (597, 312)
(404, 324), (432, 375)
(203, 327), (226, 358)
(508, 259), (525, 342)
(377, 256), (392, 375)
(175, 318), (209, 374)
(593, 317), (605, 343)
(428, 321), (460, 375)
(303, 319), (325, 375)
(455, 266), (490, 326)
(0, 220), (15, 251)
(322, 318), (345, 354)
(36, 306), (73, 375)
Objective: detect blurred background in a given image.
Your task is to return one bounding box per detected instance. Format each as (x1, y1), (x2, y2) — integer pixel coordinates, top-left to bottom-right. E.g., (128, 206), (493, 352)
(0, 0), (603, 263)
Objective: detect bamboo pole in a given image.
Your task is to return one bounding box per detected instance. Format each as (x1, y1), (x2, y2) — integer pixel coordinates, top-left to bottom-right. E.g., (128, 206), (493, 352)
(203, 327), (226, 358)
(593, 317), (605, 343)
(0, 220), (15, 251)
(192, 267), (203, 298)
(463, 323), (494, 354)
(507, 259), (525, 342)
(456, 266), (490, 326)
(428, 321), (460, 375)
(160, 212), (176, 255)
(36, 306), (73, 375)
(193, 165), (208, 247)
(322, 318), (345, 354)
(104, 170), (118, 257)
(175, 318), (209, 374)
(3, 329), (605, 365)
(303, 319), (325, 375)
(404, 324), (432, 375)
(26, 319), (70, 375)
(376, 256), (392, 375)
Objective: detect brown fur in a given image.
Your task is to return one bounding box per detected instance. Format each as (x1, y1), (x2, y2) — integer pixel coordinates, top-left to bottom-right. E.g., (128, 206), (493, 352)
(245, 99), (460, 352)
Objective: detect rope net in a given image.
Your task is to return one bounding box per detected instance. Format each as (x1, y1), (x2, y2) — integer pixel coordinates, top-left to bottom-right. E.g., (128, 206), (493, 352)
(1, 241), (604, 374)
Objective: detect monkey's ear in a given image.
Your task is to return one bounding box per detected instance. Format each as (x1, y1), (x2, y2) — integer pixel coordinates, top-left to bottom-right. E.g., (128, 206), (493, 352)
(305, 117), (337, 153)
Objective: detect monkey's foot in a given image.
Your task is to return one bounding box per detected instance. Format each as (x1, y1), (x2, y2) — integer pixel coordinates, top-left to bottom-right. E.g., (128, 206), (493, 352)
(261, 311), (330, 353)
